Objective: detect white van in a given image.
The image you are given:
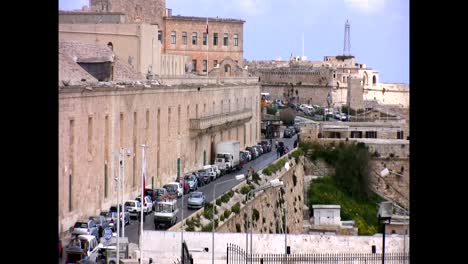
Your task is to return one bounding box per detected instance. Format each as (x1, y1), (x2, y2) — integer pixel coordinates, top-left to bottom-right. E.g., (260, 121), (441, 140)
(78, 235), (99, 262)
(203, 165), (219, 179)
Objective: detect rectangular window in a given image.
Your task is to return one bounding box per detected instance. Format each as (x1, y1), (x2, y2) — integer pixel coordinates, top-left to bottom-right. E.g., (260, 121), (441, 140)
(168, 107), (171, 137)
(213, 60), (218, 67)
(203, 33), (207, 46)
(203, 60), (207, 72)
(158, 31), (163, 42)
(213, 33), (218, 45)
(192, 32), (198, 45)
(223, 33), (228, 46)
(365, 131), (377, 138)
(120, 113), (124, 146)
(182, 32), (187, 45)
(234, 34), (238, 46)
(69, 119), (75, 212)
(178, 105), (181, 135)
(397, 131), (404, 139)
(133, 112), (138, 187)
(192, 60), (197, 72)
(104, 115), (109, 198)
(88, 116), (93, 156)
(171, 31), (176, 44)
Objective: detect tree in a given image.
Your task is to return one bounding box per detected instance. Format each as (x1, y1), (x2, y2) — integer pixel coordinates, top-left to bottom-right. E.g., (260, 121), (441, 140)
(280, 107), (296, 126)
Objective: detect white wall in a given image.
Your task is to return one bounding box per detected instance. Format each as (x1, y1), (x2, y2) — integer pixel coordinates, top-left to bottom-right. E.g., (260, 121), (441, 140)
(141, 231), (408, 264)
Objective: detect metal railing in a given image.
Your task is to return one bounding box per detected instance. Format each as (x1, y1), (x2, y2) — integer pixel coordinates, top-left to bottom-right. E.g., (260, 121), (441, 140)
(190, 109), (252, 130)
(227, 243), (409, 264)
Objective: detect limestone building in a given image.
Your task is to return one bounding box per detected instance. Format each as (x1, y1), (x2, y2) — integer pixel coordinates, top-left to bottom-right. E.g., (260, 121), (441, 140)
(58, 44), (261, 238)
(163, 14), (244, 74)
(247, 55), (409, 109)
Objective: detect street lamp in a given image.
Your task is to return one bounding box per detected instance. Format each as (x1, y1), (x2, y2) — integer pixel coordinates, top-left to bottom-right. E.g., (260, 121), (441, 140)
(377, 201), (393, 264)
(246, 179), (284, 261)
(212, 174), (245, 264)
(120, 148), (133, 238)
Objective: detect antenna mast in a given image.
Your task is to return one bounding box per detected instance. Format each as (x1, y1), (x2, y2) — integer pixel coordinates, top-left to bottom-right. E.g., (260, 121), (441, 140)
(343, 19), (351, 56)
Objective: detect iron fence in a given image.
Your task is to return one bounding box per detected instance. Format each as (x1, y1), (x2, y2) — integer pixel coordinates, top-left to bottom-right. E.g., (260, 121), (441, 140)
(227, 243), (409, 264)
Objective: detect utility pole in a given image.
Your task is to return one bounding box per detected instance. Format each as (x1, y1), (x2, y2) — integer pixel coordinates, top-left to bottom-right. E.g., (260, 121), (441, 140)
(121, 148), (125, 238)
(116, 151), (121, 264)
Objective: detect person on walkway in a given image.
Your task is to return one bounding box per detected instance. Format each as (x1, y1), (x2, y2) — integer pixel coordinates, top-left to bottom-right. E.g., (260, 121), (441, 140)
(70, 235), (81, 248)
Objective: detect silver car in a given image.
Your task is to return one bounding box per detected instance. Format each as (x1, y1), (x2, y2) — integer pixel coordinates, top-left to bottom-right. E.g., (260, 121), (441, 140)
(72, 220), (99, 238)
(187, 192), (206, 209)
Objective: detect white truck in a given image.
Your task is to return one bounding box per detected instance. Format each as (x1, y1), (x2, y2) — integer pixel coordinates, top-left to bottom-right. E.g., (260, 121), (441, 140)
(215, 141), (241, 173)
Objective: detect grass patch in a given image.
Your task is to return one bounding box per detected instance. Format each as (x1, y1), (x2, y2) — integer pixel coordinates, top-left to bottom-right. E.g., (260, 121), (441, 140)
(262, 158), (287, 176)
(307, 176), (383, 235)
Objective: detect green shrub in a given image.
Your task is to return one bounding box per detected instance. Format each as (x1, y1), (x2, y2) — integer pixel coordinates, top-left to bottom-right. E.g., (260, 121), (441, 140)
(202, 223), (213, 232)
(221, 194), (230, 203)
(280, 107), (296, 126)
(224, 209), (231, 219)
(220, 215), (225, 222)
(228, 191), (234, 197)
(185, 225), (195, 231)
(231, 202), (240, 214)
(216, 198), (222, 206)
(240, 185), (252, 195)
(266, 105), (278, 115)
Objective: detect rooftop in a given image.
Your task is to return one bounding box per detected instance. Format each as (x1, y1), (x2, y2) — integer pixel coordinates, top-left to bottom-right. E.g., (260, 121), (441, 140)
(164, 15), (245, 23)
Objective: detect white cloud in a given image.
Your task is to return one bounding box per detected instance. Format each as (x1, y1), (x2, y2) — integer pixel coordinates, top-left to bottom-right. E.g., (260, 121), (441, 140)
(344, 0), (385, 13)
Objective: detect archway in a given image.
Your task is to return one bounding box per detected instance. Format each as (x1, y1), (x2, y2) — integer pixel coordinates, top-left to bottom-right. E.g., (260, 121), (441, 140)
(224, 64), (232, 77)
(372, 75), (377, 85)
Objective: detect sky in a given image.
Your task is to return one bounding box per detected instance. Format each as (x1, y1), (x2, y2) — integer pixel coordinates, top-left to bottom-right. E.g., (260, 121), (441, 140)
(59, 0), (409, 84)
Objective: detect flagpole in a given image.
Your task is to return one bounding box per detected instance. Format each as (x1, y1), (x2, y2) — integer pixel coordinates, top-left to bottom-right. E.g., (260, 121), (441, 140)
(206, 17), (209, 83)
(140, 144), (148, 263)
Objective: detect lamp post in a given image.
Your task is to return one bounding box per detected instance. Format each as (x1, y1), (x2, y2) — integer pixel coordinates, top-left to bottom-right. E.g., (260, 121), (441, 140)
(380, 168), (410, 261)
(212, 174), (245, 264)
(246, 179), (284, 261)
(120, 148), (133, 238)
(115, 151), (122, 264)
(377, 201), (393, 264)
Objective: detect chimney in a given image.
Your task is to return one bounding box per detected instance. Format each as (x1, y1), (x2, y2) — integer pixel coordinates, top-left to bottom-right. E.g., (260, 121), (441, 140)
(166, 8), (172, 17)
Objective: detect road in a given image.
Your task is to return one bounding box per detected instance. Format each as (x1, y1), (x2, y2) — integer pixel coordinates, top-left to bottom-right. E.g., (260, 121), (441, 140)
(124, 135), (297, 244)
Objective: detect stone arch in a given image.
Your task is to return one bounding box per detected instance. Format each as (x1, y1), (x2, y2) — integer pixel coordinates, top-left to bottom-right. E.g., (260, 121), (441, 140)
(373, 75), (377, 85)
(363, 71), (368, 85)
(224, 64), (231, 76)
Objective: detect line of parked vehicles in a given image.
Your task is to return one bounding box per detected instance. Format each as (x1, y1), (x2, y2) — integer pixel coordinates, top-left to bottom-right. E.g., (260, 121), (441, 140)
(61, 140), (276, 263)
(289, 102), (348, 121)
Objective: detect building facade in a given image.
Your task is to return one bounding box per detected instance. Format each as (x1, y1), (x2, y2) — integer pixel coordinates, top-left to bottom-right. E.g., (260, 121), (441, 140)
(163, 15), (244, 74)
(58, 79), (261, 236)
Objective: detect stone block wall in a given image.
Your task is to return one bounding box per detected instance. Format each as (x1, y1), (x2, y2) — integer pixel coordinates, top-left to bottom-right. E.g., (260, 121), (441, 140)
(261, 84), (333, 106)
(370, 158), (409, 208)
(59, 82), (261, 238)
(347, 77), (364, 110)
(217, 156), (305, 235)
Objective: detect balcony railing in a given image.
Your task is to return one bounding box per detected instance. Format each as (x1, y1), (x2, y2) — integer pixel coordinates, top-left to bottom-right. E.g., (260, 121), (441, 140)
(190, 108), (252, 130)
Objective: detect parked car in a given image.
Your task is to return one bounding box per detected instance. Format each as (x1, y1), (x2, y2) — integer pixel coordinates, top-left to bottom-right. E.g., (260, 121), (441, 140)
(108, 205), (130, 226)
(187, 191), (206, 209)
(72, 220), (99, 238)
(203, 165), (218, 181)
(294, 123), (301, 133)
(153, 188), (168, 203)
(240, 150), (251, 162)
(185, 174), (199, 191)
(197, 169), (211, 185)
(76, 235), (99, 263)
(154, 200), (178, 229)
(254, 145), (264, 155)
(145, 188), (156, 202)
(260, 140), (272, 152)
(135, 195), (154, 214)
(164, 182), (183, 198)
(89, 215), (109, 238)
(124, 200), (142, 219)
(283, 128), (294, 138)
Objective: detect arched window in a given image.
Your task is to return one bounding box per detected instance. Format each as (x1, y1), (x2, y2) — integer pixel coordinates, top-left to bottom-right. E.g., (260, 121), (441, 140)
(373, 75), (377, 85)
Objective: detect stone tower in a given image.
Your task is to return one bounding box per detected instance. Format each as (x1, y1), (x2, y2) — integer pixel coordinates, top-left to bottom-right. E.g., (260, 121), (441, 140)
(346, 76), (364, 110)
(89, 0), (166, 27)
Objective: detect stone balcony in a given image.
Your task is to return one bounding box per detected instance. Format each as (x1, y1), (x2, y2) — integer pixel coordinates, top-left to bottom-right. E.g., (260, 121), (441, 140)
(189, 108), (253, 137)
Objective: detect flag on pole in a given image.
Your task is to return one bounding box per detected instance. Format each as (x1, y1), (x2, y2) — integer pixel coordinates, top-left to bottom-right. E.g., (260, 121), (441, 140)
(142, 146), (147, 206)
(206, 17), (209, 34)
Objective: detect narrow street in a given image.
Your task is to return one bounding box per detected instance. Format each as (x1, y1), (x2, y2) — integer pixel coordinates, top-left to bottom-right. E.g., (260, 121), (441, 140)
(124, 135), (297, 244)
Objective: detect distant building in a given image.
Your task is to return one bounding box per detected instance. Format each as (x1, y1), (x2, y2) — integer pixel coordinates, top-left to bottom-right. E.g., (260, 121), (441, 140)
(163, 15), (244, 74)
